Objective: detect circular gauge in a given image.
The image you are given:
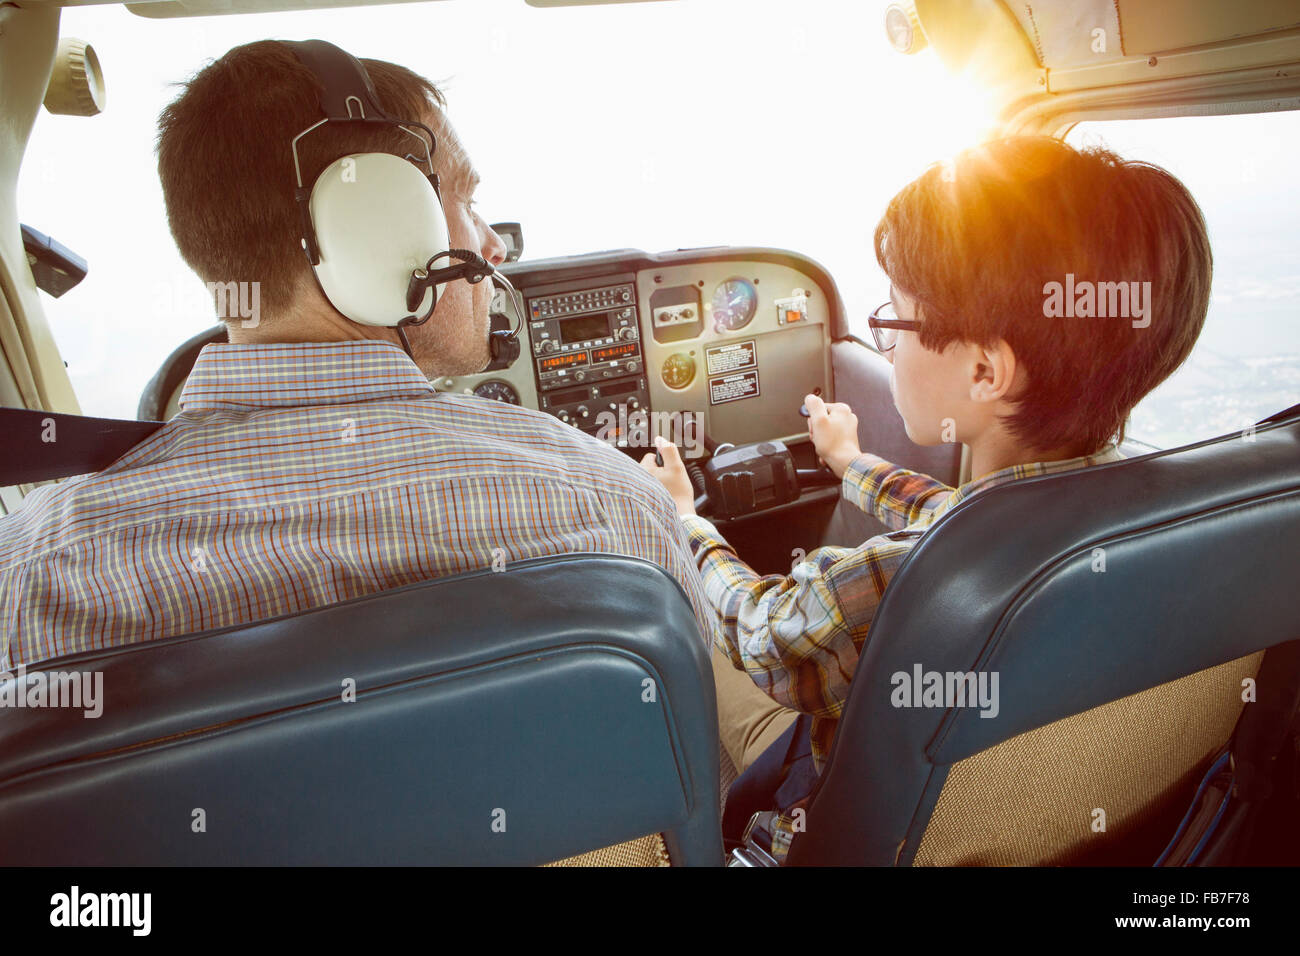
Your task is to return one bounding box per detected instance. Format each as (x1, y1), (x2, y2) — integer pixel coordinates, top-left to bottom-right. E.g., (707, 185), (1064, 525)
(661, 352), (696, 390)
(711, 278), (758, 332)
(473, 380), (520, 405)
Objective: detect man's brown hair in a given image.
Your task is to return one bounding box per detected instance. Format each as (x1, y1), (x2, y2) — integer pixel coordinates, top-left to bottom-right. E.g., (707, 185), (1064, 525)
(874, 135), (1212, 456)
(157, 41), (457, 319)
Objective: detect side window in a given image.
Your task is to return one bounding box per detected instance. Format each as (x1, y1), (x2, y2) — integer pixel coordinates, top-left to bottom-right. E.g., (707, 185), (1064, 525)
(1068, 114), (1300, 449)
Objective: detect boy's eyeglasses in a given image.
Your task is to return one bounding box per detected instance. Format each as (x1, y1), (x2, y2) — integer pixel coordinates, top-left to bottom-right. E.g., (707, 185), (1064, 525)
(867, 301), (922, 353)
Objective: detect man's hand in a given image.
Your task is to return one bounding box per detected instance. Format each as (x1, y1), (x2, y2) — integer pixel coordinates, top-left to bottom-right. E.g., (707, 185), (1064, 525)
(640, 436), (697, 517)
(805, 393), (862, 479)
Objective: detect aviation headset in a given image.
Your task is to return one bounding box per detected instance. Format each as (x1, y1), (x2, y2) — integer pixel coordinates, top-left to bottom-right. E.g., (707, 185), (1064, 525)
(281, 39), (521, 370)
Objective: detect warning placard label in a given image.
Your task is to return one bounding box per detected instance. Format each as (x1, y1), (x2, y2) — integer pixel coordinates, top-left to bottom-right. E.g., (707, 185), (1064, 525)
(705, 340), (756, 376)
(708, 369), (761, 406)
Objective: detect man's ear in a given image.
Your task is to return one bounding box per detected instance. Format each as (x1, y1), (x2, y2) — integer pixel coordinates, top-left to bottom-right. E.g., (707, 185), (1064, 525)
(969, 339), (1018, 404)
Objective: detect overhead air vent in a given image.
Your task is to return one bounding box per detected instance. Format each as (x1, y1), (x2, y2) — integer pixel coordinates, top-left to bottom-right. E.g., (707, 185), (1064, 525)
(42, 38), (105, 117)
(884, 3), (928, 55)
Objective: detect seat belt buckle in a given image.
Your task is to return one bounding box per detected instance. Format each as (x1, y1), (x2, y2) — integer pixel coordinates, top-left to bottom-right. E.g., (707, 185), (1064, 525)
(727, 810), (781, 867)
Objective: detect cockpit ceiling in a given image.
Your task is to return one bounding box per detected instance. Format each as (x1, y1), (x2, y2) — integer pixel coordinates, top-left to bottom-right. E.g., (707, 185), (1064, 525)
(34, 0), (1300, 52)
(31, 0), (661, 17)
(904, 0), (1300, 131)
(1003, 0), (1300, 68)
(124, 0), (438, 18)
(28, 0), (1300, 123)
(27, 0), (442, 16)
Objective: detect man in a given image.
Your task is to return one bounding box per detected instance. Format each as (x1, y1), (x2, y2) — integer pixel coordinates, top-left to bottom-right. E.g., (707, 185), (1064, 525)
(0, 40), (716, 666)
(643, 135), (1213, 860)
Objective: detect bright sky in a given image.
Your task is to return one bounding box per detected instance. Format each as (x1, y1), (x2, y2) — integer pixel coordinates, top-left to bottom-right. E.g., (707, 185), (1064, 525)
(21, 0), (1300, 445)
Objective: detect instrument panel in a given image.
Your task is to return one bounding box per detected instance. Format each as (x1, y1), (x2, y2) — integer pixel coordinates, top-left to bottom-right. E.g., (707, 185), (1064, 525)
(435, 249), (839, 450)
(526, 278), (650, 430)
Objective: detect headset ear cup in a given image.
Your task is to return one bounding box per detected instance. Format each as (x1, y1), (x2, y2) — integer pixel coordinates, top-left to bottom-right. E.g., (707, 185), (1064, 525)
(307, 152), (451, 327)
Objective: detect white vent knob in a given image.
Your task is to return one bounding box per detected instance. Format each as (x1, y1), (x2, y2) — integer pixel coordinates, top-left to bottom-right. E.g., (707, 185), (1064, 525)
(43, 38), (106, 117)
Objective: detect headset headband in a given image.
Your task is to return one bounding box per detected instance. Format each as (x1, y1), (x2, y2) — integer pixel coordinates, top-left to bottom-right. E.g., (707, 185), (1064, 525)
(283, 39), (390, 123)
(283, 39), (437, 192)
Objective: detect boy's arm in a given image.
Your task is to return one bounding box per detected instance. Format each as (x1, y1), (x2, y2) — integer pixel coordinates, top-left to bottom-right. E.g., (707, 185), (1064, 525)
(678, 512), (915, 719)
(663, 506), (728, 650)
(839, 452), (955, 531)
(804, 394), (955, 531)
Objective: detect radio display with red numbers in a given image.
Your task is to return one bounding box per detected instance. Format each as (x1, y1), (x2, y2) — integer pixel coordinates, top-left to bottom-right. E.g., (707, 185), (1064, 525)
(539, 352), (588, 371)
(591, 343), (637, 363)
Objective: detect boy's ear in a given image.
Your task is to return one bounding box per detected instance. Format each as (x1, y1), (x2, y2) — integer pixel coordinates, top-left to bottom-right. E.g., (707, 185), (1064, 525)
(969, 339), (1019, 404)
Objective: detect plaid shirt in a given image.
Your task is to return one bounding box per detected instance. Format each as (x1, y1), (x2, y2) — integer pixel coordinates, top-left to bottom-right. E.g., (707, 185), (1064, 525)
(0, 340), (717, 668)
(681, 443), (1123, 860)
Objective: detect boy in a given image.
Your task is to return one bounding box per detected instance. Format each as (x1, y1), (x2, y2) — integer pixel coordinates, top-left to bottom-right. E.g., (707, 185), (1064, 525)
(642, 135), (1213, 860)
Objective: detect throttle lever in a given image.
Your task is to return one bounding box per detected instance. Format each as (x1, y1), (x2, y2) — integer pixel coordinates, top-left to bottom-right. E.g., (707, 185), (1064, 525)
(798, 386), (823, 418)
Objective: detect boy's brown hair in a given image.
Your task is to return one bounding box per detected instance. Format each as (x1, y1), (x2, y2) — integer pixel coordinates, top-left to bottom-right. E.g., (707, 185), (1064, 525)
(157, 41), (461, 320)
(874, 136), (1212, 456)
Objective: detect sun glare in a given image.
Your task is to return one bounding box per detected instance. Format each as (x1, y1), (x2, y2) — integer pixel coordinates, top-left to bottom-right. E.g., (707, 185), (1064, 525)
(900, 54), (1003, 159)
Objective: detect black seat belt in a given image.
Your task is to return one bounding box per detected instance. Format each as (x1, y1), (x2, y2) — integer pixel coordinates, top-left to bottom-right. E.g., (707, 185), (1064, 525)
(1156, 640), (1300, 865)
(0, 408), (163, 485)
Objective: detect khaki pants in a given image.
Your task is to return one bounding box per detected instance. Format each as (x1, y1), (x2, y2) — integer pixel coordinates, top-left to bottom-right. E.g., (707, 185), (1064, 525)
(711, 643), (800, 775)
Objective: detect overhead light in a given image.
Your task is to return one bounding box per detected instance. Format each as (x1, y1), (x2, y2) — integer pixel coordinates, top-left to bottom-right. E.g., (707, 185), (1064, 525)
(884, 3), (928, 56)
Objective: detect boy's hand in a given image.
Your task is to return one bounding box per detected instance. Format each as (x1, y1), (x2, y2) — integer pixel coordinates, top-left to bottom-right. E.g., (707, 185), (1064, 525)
(640, 436), (697, 517)
(805, 393), (862, 479)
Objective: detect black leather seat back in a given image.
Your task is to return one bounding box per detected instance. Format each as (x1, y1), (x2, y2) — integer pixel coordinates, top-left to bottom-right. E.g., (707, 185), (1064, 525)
(0, 554), (722, 865)
(789, 415), (1300, 865)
